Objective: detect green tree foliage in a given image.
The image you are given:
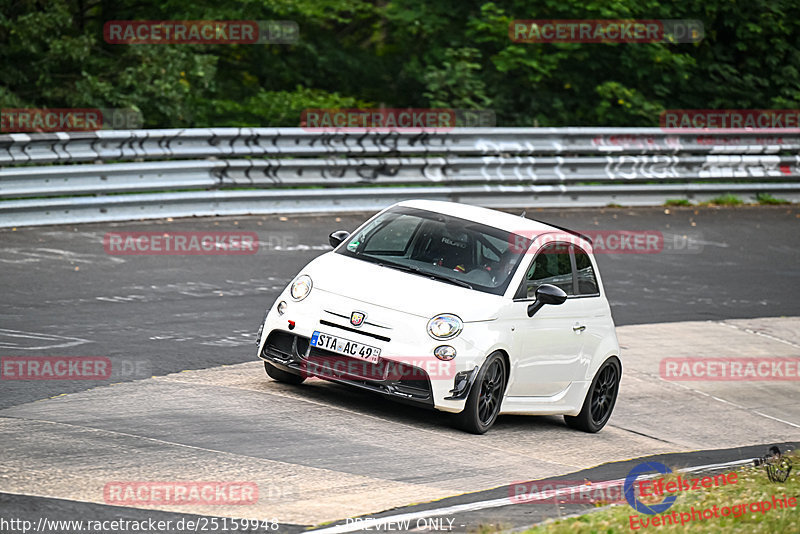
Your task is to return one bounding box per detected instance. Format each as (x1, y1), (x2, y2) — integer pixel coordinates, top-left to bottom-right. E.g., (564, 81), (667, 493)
(1, 0), (798, 127)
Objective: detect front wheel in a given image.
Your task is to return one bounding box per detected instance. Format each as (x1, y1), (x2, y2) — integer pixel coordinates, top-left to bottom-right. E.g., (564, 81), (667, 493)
(564, 357), (620, 433)
(264, 361), (306, 385)
(452, 352), (507, 434)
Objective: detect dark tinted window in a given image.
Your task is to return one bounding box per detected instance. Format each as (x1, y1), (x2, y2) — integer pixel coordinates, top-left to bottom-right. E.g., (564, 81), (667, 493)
(574, 247), (599, 295)
(338, 206), (532, 296)
(362, 214), (420, 255)
(525, 243), (574, 297)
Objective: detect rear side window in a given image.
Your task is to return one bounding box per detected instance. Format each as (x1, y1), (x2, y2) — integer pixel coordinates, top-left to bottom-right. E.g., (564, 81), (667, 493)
(525, 243), (574, 297)
(574, 247), (599, 295)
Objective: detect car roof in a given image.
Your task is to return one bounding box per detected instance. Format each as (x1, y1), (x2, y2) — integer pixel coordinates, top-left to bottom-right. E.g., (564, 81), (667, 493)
(396, 199), (581, 241)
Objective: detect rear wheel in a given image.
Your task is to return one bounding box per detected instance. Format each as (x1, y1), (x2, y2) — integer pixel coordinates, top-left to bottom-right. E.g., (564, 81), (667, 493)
(453, 352), (506, 434)
(264, 361), (306, 385)
(564, 358), (620, 433)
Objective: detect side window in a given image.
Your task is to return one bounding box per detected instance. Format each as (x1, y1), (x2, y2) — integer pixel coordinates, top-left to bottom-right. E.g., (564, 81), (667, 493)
(477, 240), (500, 263)
(525, 243), (574, 297)
(574, 247), (599, 296)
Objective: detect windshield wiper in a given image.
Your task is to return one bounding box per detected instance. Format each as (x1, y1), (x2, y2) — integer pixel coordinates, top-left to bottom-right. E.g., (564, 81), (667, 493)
(428, 272), (473, 290)
(376, 261), (424, 276)
(377, 261), (473, 289)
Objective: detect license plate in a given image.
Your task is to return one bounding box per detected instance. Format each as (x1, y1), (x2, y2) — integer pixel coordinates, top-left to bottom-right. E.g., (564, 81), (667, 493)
(310, 331), (381, 363)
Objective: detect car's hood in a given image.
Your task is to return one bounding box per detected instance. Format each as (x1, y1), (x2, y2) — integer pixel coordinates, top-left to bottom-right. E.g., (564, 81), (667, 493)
(301, 252), (502, 321)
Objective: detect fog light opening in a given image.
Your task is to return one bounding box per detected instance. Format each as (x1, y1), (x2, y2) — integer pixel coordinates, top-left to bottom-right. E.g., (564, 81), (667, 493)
(434, 345), (456, 361)
(277, 301), (287, 315)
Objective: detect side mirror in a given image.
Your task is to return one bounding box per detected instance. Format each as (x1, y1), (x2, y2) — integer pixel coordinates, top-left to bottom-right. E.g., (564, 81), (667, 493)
(527, 284), (568, 317)
(329, 230), (350, 248)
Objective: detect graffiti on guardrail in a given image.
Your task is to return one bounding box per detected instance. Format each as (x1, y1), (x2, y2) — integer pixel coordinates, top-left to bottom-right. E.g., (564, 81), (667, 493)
(698, 155), (793, 178)
(590, 134), (800, 154)
(604, 155), (680, 180)
(476, 154), (685, 181)
(3, 129), (800, 165)
(0, 129), (797, 227)
(591, 135), (683, 152)
(601, 154), (794, 180)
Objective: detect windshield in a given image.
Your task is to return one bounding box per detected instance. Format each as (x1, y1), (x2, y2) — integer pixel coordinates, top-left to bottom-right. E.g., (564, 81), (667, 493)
(336, 206), (531, 296)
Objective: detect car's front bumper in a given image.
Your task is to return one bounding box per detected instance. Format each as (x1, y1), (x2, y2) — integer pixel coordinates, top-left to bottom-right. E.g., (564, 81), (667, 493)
(257, 287), (496, 413)
(260, 329), (437, 407)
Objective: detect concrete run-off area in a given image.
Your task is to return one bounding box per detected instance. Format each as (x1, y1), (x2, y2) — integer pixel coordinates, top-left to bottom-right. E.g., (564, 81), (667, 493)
(1, 316), (798, 527)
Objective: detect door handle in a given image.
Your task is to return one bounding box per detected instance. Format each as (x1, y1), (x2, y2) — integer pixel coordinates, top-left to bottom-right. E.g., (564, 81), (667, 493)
(573, 324), (586, 332)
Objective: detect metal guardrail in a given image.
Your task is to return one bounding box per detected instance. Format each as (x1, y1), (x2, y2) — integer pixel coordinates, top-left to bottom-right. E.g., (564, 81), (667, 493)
(3, 128), (800, 166)
(1, 128), (798, 227)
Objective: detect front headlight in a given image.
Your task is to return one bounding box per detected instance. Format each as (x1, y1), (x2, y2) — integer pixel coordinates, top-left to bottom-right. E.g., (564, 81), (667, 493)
(290, 275), (313, 301)
(427, 314), (463, 340)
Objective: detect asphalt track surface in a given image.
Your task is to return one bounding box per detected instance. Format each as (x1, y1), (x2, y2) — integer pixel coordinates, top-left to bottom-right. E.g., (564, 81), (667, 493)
(1, 205), (798, 409)
(1, 204), (799, 533)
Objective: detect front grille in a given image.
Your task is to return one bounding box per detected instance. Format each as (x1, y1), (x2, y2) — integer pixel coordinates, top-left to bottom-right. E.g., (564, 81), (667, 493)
(267, 331), (294, 355)
(261, 330), (432, 404)
(307, 345), (431, 399)
(308, 347), (385, 380)
(319, 319), (391, 342)
(265, 331), (309, 362)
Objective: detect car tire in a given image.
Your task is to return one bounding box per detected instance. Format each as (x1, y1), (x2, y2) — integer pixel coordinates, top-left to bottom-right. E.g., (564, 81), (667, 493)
(264, 361), (306, 385)
(564, 357), (620, 433)
(452, 352), (507, 434)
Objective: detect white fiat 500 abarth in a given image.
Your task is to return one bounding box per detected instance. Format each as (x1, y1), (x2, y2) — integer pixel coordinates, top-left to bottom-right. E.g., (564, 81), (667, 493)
(257, 200), (621, 434)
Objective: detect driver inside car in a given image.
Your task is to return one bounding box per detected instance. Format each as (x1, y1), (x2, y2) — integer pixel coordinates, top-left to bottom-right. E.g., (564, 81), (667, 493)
(416, 224), (474, 272)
